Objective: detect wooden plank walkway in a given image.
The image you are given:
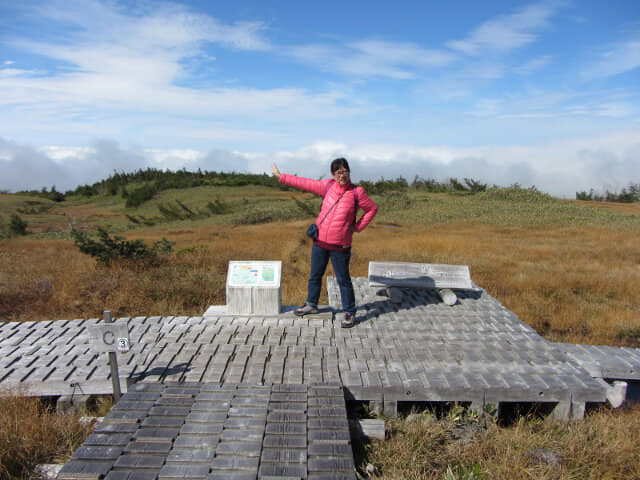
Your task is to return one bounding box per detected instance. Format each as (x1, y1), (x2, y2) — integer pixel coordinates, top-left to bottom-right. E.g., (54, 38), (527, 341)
(1, 277), (638, 408)
(57, 382), (355, 480)
(2, 276), (640, 478)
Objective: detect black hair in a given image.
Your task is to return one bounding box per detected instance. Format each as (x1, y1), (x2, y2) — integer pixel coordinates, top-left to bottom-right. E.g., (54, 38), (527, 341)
(330, 157), (350, 174)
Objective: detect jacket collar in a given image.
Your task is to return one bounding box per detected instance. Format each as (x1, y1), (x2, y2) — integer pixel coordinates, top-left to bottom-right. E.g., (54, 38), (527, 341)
(333, 179), (352, 192)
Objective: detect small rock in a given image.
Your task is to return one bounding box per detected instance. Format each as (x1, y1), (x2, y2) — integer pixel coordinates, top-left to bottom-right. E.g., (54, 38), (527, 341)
(451, 423), (484, 442)
(79, 416), (103, 428)
(365, 463), (377, 476)
(527, 449), (564, 467)
(34, 464), (63, 480)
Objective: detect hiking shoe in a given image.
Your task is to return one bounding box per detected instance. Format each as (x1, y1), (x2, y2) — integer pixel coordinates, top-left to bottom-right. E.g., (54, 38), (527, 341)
(340, 313), (355, 328)
(294, 304), (319, 316)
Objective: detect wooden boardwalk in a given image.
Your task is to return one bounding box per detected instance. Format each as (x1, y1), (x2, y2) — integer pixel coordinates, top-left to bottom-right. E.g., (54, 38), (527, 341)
(2, 276), (640, 479)
(1, 277), (639, 411)
(57, 383), (355, 480)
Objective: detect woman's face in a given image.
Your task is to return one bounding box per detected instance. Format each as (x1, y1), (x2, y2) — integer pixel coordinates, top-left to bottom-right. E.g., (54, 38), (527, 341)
(333, 167), (350, 186)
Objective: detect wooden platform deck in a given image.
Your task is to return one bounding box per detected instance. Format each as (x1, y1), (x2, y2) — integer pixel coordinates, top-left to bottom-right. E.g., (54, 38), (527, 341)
(1, 278), (638, 409)
(2, 276), (640, 479)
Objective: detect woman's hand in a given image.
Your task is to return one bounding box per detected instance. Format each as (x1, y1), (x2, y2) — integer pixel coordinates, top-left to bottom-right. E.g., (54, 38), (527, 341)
(271, 164), (281, 178)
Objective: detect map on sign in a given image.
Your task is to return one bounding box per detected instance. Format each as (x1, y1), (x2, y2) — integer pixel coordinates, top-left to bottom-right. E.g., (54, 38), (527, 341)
(228, 262), (279, 287)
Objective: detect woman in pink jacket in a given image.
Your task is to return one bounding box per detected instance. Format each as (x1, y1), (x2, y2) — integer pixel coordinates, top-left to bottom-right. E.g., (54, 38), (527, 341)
(272, 158), (378, 328)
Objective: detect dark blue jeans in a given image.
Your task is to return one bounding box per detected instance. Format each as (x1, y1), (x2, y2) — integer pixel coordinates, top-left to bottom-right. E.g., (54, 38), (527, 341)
(306, 243), (356, 315)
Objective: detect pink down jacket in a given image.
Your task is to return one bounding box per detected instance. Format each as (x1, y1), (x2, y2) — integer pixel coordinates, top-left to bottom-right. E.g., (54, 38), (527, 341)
(279, 173), (378, 247)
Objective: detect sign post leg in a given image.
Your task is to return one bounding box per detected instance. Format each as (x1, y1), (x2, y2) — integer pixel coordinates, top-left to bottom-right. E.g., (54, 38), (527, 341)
(104, 310), (122, 402)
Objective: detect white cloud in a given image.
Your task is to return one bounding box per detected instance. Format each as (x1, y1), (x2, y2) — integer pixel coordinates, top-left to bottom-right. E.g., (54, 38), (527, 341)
(0, 2), (374, 144)
(289, 40), (454, 79)
(447, 2), (559, 55)
(466, 88), (638, 121)
(4, 131), (638, 198)
(32, 0), (270, 53)
(514, 55), (552, 75)
(0, 67), (41, 78)
(596, 102), (635, 118)
(582, 39), (640, 79)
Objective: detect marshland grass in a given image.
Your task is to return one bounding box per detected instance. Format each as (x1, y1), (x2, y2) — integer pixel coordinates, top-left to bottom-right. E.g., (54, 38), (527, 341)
(1, 186), (639, 479)
(0, 394), (94, 480)
(1, 220), (637, 346)
(363, 404), (640, 480)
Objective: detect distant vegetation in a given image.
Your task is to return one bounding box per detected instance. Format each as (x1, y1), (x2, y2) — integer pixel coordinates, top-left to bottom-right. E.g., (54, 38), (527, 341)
(69, 168), (279, 200)
(12, 166), (639, 207)
(576, 182), (640, 203)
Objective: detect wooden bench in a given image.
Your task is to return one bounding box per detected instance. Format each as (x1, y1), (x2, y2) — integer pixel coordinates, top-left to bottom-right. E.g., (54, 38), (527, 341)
(368, 262), (474, 306)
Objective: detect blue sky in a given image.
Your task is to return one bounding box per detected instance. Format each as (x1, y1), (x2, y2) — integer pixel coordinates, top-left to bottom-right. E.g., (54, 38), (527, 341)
(0, 0), (638, 196)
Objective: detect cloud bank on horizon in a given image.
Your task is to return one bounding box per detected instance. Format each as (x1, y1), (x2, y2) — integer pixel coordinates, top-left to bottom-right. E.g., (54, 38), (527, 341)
(0, 0), (638, 197)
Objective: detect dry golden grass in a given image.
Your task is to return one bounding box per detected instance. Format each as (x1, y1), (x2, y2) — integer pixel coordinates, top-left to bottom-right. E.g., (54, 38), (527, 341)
(1, 220), (638, 346)
(365, 405), (640, 480)
(0, 393), (93, 480)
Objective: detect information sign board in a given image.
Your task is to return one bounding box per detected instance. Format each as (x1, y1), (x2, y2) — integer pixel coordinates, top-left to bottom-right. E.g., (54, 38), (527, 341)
(227, 261), (280, 287)
(226, 261), (282, 315)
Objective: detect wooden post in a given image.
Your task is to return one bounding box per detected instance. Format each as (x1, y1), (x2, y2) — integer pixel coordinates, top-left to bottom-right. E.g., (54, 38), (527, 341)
(104, 310), (122, 402)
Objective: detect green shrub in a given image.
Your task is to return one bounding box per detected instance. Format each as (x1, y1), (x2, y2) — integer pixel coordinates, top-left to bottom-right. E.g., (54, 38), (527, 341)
(206, 199), (230, 215)
(376, 191), (411, 210)
(577, 183), (639, 203)
(238, 210), (273, 225)
(71, 227), (174, 265)
(478, 184), (551, 202)
(125, 182), (158, 207)
(293, 197), (318, 217)
(158, 202), (183, 220)
(8, 213), (28, 236)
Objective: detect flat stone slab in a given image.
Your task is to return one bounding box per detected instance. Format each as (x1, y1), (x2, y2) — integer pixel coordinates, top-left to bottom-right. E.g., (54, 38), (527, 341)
(57, 382), (356, 480)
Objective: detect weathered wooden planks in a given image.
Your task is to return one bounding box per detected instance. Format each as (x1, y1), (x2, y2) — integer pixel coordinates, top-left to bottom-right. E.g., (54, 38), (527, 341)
(2, 276), (640, 419)
(57, 383), (357, 480)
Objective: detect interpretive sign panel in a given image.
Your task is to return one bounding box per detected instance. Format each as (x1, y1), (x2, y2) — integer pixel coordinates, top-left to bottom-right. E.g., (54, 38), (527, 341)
(368, 262), (473, 290)
(226, 261), (282, 315)
(228, 262), (280, 287)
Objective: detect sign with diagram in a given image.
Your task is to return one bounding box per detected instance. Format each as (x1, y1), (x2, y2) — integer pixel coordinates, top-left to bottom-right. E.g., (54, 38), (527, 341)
(226, 261), (282, 315)
(227, 261), (281, 287)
